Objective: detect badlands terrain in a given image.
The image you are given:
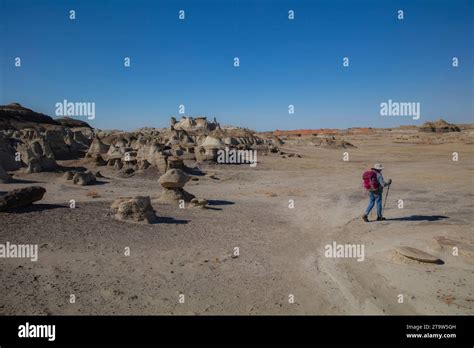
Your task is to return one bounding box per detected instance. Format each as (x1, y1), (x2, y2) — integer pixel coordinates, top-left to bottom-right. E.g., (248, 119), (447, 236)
(0, 103), (473, 315)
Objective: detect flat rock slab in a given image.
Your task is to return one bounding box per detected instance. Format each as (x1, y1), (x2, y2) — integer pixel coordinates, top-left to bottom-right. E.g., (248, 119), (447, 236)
(395, 246), (443, 264)
(434, 236), (474, 258)
(435, 236), (474, 250)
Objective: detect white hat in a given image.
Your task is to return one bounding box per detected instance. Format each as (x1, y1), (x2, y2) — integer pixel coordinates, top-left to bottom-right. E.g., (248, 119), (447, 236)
(373, 163), (384, 170)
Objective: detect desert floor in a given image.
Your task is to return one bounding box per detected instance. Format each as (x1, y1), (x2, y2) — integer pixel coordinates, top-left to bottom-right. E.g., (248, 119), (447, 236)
(1, 133), (473, 315)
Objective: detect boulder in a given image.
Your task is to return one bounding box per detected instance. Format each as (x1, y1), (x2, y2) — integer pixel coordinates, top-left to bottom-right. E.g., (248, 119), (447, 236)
(63, 171), (74, 180)
(112, 196), (156, 223)
(110, 196), (132, 210)
(72, 171), (97, 186)
(191, 198), (208, 208)
(0, 186), (46, 211)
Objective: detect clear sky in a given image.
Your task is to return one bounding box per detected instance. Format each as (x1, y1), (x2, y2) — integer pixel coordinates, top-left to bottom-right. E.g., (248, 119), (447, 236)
(1, 0), (473, 131)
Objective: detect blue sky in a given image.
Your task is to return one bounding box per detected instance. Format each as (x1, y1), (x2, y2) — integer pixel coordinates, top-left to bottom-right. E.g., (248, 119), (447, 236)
(1, 0), (473, 131)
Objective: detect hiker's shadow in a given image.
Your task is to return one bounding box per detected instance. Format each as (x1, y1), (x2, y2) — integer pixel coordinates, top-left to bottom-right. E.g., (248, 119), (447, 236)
(386, 215), (449, 222)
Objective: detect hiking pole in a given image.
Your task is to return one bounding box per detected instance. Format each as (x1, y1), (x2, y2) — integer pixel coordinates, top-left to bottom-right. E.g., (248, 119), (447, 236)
(383, 184), (391, 216)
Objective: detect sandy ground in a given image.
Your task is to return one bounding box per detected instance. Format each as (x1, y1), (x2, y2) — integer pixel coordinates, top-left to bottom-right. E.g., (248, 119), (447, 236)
(0, 133), (473, 315)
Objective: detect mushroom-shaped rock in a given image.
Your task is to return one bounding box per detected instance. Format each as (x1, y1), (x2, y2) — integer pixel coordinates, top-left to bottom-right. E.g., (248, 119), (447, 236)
(158, 168), (190, 189)
(156, 188), (195, 204)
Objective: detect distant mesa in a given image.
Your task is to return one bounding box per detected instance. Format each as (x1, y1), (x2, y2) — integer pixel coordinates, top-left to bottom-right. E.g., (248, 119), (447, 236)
(0, 102), (91, 130)
(274, 129), (340, 136)
(55, 117), (91, 128)
(418, 119), (460, 133)
(272, 128), (375, 137)
(0, 103), (57, 129)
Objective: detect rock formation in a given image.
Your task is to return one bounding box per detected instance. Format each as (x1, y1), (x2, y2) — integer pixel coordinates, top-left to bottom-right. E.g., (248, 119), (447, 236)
(85, 136), (110, 159)
(156, 168), (195, 204)
(62, 170), (97, 185)
(0, 165), (11, 183)
(171, 116), (219, 132)
(0, 103), (94, 173)
(111, 196), (156, 223)
(0, 133), (20, 171)
(0, 186), (46, 211)
(419, 119), (460, 133)
(195, 136), (225, 162)
(72, 171), (97, 186)
(0, 104), (296, 179)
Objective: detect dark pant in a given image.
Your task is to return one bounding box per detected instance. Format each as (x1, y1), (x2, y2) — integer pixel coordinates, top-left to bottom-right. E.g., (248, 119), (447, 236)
(365, 190), (382, 218)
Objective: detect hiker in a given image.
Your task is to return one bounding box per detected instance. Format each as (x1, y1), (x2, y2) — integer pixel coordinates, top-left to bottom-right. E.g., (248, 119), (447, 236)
(362, 163), (392, 222)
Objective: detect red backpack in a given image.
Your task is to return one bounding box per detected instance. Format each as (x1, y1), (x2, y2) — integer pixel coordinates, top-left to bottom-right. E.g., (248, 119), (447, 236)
(362, 170), (379, 191)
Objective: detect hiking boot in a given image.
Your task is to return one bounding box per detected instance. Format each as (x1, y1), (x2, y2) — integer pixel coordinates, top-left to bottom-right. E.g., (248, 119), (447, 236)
(362, 215), (369, 222)
(376, 216), (386, 221)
